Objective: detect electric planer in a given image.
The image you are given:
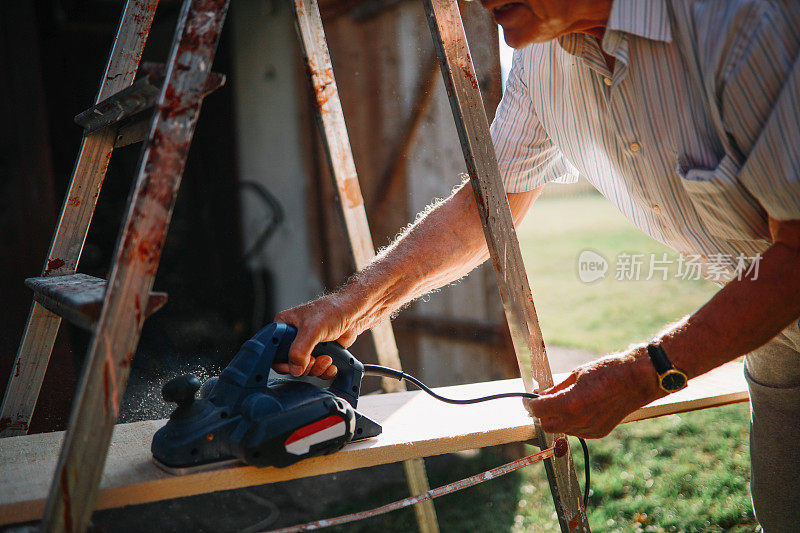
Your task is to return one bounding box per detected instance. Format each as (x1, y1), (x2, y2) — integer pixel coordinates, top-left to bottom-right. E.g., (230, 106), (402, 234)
(151, 322), (381, 474)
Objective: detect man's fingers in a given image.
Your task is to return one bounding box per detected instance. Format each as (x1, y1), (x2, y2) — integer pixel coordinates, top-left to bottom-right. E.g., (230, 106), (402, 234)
(288, 330), (321, 377)
(308, 355), (333, 378)
(525, 390), (573, 420)
(542, 373), (577, 396)
(538, 416), (568, 434)
(273, 362), (291, 374)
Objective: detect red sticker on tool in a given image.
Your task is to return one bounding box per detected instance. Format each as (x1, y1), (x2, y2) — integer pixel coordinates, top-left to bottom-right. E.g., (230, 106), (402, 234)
(285, 415), (346, 455)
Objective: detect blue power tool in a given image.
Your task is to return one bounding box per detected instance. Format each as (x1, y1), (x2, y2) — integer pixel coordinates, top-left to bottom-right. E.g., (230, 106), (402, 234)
(151, 322), (382, 474)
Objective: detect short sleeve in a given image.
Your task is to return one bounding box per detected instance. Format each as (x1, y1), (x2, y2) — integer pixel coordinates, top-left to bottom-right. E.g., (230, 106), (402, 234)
(490, 48), (579, 193)
(721, 4), (800, 221)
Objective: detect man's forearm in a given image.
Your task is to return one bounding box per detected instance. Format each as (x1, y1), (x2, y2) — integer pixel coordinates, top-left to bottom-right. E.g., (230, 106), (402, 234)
(660, 240), (800, 382)
(332, 181), (541, 336)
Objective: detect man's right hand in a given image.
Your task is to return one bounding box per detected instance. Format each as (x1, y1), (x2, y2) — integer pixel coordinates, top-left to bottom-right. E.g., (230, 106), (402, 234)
(273, 295), (358, 379)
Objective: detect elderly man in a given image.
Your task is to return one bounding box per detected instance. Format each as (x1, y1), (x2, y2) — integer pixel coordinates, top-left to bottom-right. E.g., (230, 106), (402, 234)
(274, 0), (800, 528)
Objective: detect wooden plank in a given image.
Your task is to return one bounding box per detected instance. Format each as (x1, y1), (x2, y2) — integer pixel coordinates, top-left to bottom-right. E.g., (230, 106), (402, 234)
(0, 362), (748, 525)
(25, 274), (167, 331)
(421, 0), (589, 529)
(40, 2), (230, 531)
(291, 2), (439, 531)
(0, 0), (159, 439)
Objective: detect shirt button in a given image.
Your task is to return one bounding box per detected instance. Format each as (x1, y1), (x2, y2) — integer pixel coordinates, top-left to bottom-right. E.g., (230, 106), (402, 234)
(629, 141), (641, 153)
(653, 204), (662, 214)
(603, 76), (612, 86)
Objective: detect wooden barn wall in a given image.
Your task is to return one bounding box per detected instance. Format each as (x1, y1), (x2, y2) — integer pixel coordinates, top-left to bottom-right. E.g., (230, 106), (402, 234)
(317, 1), (518, 386)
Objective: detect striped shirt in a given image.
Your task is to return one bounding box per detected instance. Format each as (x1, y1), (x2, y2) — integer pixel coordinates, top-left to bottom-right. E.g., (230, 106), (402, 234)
(491, 0), (800, 282)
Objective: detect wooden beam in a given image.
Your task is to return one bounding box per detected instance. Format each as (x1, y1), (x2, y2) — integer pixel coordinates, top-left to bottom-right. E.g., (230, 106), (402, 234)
(292, 1), (439, 531)
(0, 362), (748, 526)
(420, 0), (588, 529)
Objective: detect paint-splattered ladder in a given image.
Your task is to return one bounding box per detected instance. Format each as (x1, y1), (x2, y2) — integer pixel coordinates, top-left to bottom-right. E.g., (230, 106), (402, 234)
(0, 1), (230, 531)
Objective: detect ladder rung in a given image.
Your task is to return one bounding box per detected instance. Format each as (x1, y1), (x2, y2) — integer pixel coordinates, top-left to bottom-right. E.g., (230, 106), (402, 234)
(114, 117), (150, 148)
(25, 274), (167, 330)
(74, 73), (162, 134)
(74, 63), (227, 136)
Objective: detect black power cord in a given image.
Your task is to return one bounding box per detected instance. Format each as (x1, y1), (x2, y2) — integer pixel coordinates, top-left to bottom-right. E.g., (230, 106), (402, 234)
(363, 364), (591, 510)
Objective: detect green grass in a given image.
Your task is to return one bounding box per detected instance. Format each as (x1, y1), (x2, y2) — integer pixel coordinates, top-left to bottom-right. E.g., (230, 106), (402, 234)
(517, 194), (718, 354)
(513, 404), (755, 532)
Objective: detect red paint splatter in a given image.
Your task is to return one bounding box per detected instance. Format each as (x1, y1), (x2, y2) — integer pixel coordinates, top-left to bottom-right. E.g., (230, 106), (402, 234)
(341, 178), (363, 209)
(159, 85), (196, 120)
(67, 196), (81, 207)
(120, 351), (135, 368)
(14, 360), (20, 377)
(308, 65), (335, 108)
(44, 258), (66, 276)
(61, 466), (74, 533)
(134, 294), (142, 324)
(178, 0), (227, 52)
(103, 355), (120, 418)
(462, 65), (479, 90)
(568, 509), (581, 530)
(130, 0), (158, 41)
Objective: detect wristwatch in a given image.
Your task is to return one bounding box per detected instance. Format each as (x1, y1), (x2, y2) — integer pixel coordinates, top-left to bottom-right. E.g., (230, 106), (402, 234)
(646, 343), (688, 393)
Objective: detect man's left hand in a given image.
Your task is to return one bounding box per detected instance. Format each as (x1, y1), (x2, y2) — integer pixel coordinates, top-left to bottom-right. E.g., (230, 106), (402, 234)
(524, 347), (664, 438)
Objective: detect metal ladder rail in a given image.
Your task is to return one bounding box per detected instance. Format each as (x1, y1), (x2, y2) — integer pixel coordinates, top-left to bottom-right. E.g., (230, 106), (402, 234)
(291, 2), (439, 531)
(39, 1), (230, 531)
(421, 0), (591, 530)
(0, 0), (159, 439)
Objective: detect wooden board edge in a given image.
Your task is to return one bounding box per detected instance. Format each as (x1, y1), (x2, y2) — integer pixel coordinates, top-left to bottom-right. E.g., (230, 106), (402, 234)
(0, 425), (535, 525)
(622, 390), (749, 424)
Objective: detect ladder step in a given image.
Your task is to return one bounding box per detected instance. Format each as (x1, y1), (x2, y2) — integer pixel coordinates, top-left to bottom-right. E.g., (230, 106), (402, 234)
(24, 274), (167, 330)
(74, 62), (226, 137)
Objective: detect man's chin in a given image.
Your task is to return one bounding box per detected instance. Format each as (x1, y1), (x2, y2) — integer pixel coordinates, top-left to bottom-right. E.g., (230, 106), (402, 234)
(501, 26), (557, 48)
(501, 27), (536, 49)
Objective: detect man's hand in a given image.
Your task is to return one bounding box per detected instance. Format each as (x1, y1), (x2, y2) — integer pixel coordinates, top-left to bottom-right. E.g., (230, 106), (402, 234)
(273, 295), (358, 379)
(525, 347), (663, 438)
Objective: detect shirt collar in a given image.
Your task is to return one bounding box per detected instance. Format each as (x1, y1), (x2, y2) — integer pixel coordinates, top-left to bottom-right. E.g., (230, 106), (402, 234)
(605, 0), (672, 43)
(556, 0), (671, 59)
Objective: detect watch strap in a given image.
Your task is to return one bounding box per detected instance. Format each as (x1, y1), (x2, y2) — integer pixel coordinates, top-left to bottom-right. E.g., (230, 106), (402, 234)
(646, 343), (674, 375)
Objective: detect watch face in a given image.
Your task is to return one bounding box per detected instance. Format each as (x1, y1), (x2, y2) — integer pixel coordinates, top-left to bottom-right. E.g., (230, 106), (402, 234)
(661, 370), (687, 392)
